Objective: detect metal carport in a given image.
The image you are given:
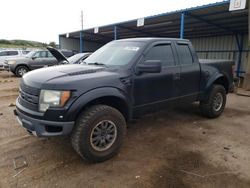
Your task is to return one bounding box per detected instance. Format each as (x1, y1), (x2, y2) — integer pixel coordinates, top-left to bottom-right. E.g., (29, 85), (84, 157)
(59, 0), (248, 77)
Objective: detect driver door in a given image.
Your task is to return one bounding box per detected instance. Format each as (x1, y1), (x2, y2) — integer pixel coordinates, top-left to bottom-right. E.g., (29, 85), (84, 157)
(132, 42), (180, 115)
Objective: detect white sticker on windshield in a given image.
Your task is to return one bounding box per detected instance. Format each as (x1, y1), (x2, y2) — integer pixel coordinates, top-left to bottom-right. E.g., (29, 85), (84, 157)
(124, 46), (140, 51)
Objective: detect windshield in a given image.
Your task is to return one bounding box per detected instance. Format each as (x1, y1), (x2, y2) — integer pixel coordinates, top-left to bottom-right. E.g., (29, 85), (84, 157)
(68, 53), (85, 64)
(84, 41), (143, 66)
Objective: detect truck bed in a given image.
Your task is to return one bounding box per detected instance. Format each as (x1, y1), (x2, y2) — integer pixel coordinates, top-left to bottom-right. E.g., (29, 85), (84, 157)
(199, 58), (234, 93)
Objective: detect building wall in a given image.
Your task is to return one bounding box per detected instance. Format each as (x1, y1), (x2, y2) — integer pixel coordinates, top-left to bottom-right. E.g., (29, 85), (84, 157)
(190, 35), (249, 76)
(60, 37), (103, 52)
(60, 37), (80, 52)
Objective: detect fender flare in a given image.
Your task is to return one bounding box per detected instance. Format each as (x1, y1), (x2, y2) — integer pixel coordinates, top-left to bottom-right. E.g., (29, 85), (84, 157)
(67, 87), (131, 121)
(203, 72), (229, 99)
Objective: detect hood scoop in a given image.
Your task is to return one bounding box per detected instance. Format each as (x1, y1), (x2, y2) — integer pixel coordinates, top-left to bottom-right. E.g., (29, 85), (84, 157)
(67, 68), (104, 76)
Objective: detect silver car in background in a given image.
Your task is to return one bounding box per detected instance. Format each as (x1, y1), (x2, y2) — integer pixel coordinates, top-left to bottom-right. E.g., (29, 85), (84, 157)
(0, 49), (30, 69)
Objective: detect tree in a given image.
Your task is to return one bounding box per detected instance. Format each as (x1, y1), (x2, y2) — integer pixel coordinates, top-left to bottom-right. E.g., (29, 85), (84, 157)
(48, 41), (56, 48)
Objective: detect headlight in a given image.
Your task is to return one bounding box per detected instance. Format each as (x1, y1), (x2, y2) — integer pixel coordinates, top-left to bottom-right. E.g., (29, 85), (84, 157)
(39, 90), (71, 112)
(7, 60), (16, 65)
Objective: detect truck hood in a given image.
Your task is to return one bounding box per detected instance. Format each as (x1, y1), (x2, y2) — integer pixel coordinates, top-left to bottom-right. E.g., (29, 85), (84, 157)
(22, 64), (113, 88)
(46, 46), (68, 63)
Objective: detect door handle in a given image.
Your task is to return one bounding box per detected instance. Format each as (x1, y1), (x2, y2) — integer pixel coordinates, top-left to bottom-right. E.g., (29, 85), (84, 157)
(173, 73), (180, 80)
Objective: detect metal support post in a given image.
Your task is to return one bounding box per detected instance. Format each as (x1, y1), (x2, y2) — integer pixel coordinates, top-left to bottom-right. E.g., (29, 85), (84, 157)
(236, 34), (244, 77)
(180, 12), (185, 39)
(58, 36), (61, 49)
(80, 31), (84, 53)
(114, 26), (117, 40)
(242, 0), (250, 89)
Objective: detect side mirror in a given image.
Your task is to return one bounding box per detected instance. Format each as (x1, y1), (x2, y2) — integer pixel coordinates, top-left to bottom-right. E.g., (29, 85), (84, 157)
(32, 56), (37, 60)
(136, 60), (162, 74)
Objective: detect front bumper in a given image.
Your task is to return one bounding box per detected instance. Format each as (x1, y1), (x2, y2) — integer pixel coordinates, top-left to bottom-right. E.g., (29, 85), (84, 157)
(3, 64), (11, 71)
(14, 106), (75, 137)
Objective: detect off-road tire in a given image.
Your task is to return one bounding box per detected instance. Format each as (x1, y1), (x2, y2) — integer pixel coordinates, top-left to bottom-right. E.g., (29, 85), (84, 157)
(200, 84), (226, 118)
(71, 105), (126, 163)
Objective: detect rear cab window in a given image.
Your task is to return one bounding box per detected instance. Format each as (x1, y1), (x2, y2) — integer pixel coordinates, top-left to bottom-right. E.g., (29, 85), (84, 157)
(176, 43), (193, 65)
(145, 43), (175, 66)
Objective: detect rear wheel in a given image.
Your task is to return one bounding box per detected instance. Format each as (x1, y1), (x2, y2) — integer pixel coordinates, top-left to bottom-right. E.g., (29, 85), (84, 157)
(15, 66), (29, 77)
(200, 84), (226, 118)
(71, 105), (126, 163)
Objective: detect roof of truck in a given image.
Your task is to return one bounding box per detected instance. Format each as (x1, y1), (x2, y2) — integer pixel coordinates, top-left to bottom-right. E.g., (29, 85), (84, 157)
(116, 37), (189, 43)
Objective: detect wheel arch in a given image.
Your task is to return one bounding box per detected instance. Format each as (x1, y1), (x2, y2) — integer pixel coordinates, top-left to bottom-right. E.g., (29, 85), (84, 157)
(206, 73), (230, 93)
(13, 64), (30, 77)
(68, 87), (131, 122)
(213, 76), (229, 93)
(14, 64), (30, 72)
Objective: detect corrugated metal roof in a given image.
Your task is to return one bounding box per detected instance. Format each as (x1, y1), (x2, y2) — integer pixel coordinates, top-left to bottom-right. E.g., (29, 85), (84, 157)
(60, 0), (248, 43)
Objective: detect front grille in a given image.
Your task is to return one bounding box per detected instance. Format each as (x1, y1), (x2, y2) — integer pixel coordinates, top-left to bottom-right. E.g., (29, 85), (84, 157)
(20, 82), (40, 96)
(19, 90), (39, 104)
(18, 83), (40, 111)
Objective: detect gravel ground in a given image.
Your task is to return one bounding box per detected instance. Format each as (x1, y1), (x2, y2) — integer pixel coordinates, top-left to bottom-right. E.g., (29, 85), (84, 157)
(0, 70), (250, 188)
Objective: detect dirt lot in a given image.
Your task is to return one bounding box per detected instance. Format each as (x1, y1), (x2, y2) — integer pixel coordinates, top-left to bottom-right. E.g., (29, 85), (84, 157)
(0, 70), (250, 188)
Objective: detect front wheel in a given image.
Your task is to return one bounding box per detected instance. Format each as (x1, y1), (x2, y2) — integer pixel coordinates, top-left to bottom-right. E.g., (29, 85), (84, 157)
(71, 105), (126, 163)
(200, 84), (226, 118)
(15, 66), (29, 77)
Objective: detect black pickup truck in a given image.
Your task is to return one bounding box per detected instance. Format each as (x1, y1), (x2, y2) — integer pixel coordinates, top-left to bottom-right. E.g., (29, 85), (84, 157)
(14, 38), (234, 162)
